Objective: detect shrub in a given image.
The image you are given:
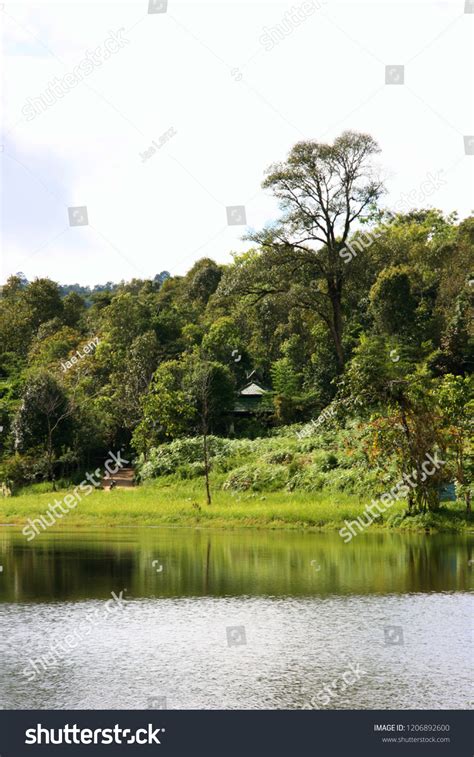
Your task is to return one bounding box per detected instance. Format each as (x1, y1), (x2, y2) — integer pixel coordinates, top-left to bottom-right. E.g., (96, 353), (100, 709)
(222, 464), (289, 492)
(287, 465), (326, 492)
(137, 436), (232, 480)
(0, 451), (51, 490)
(135, 423), (404, 498)
(259, 450), (294, 465)
(176, 461), (206, 479)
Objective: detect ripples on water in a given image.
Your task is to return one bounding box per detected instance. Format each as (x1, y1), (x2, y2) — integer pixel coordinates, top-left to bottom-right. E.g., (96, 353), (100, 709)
(0, 528), (472, 709)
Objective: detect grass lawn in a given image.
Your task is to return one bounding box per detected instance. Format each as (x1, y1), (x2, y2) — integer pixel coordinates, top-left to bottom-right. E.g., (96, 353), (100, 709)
(0, 477), (471, 534)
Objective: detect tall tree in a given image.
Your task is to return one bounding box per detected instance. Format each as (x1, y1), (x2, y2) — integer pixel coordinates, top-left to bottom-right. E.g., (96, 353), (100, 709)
(134, 355), (234, 502)
(24, 278), (64, 331)
(13, 371), (74, 479)
(245, 131), (384, 369)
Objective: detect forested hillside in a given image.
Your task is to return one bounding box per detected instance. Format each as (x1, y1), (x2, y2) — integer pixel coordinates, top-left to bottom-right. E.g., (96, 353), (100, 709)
(1, 132), (472, 516)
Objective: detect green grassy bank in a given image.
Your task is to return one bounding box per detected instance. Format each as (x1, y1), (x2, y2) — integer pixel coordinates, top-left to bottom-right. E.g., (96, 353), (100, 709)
(0, 477), (471, 534)
(2, 426), (472, 535)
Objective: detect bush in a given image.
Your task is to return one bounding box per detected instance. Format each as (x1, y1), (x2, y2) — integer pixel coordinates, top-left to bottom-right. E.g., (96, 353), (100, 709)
(0, 451), (51, 490)
(287, 465), (326, 492)
(299, 449), (339, 472)
(322, 467), (363, 493)
(137, 436), (232, 480)
(259, 450), (294, 465)
(135, 423), (404, 498)
(176, 461), (206, 479)
(222, 464), (289, 492)
(137, 436), (265, 480)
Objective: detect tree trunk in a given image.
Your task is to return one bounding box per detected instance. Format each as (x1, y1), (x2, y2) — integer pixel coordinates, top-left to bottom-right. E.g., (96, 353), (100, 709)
(46, 420), (54, 481)
(327, 280), (344, 370)
(203, 430), (211, 505)
(457, 450), (470, 515)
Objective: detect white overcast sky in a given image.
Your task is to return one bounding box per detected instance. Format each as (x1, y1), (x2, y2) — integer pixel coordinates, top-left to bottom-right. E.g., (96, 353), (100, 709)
(1, 0), (473, 286)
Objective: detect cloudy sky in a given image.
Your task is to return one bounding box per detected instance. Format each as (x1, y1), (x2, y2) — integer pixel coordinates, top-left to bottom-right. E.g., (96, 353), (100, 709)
(1, 0), (473, 286)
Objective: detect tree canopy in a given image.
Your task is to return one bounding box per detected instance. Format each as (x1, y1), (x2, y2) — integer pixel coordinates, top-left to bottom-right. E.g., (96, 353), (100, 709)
(0, 132), (472, 512)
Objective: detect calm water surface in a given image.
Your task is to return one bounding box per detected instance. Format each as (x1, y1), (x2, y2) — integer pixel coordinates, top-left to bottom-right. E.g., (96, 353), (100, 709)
(0, 527), (472, 709)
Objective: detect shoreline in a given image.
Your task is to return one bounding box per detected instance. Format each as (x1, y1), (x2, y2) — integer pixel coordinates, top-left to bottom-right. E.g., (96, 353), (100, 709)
(0, 482), (471, 535)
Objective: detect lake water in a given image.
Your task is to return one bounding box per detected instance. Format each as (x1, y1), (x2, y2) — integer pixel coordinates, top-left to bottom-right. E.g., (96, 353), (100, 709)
(0, 527), (472, 710)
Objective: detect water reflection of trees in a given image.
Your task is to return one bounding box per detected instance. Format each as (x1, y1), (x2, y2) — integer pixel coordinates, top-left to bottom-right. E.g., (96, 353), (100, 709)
(0, 529), (472, 603)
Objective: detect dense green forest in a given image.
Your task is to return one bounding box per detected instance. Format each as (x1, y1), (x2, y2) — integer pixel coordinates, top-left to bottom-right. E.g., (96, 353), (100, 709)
(1, 131), (472, 519)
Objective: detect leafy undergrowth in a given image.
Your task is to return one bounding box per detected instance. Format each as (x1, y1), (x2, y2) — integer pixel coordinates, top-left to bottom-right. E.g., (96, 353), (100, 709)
(389, 507), (472, 533)
(136, 422), (394, 499)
